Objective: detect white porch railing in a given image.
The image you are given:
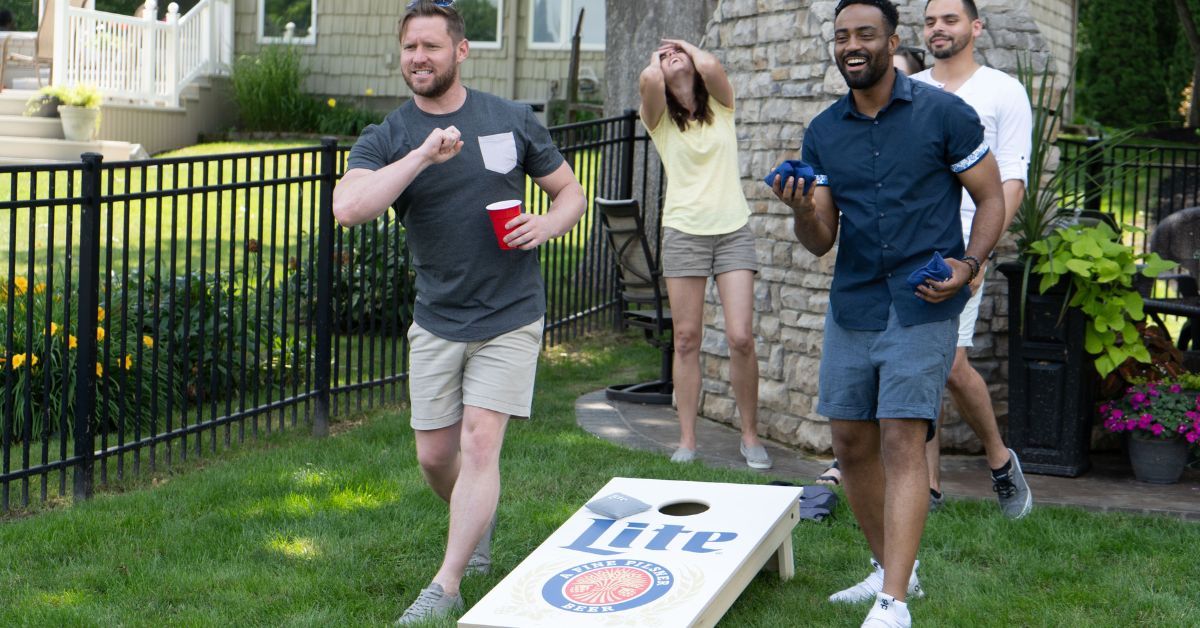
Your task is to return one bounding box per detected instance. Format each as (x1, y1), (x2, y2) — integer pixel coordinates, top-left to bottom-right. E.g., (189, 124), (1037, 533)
(51, 0), (234, 107)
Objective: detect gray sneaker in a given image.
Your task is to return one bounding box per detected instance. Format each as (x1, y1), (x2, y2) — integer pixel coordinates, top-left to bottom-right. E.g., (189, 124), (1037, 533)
(670, 447), (696, 463)
(929, 489), (944, 512)
(465, 516), (496, 576)
(740, 442), (773, 469)
(992, 448), (1033, 519)
(394, 582), (464, 625)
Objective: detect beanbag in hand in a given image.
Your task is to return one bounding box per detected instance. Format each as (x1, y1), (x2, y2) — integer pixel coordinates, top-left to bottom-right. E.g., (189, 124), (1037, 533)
(905, 251), (952, 292)
(763, 159), (815, 196)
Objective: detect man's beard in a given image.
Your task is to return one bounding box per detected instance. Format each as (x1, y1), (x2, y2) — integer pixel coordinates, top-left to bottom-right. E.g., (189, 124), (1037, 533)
(404, 64), (458, 98)
(928, 33), (970, 60)
(837, 51), (890, 90)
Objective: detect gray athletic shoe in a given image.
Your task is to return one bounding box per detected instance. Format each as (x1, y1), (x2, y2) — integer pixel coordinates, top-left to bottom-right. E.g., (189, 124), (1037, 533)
(992, 448), (1033, 519)
(740, 442), (773, 469)
(670, 447), (696, 463)
(394, 582), (464, 625)
(929, 489), (944, 512)
(465, 516), (496, 576)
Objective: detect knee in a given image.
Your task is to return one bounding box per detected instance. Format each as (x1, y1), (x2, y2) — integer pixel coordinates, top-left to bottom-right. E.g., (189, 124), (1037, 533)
(946, 354), (974, 391)
(416, 446), (457, 476)
(726, 329), (756, 357)
(460, 424), (504, 469)
(673, 328), (702, 355)
(831, 429), (870, 465)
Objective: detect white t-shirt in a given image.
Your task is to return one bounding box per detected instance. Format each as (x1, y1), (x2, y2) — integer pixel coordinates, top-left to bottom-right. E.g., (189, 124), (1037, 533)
(912, 65), (1032, 242)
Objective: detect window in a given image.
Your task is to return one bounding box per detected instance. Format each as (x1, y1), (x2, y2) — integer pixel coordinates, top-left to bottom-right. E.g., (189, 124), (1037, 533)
(529, 0), (604, 50)
(258, 0), (317, 45)
(458, 0), (503, 49)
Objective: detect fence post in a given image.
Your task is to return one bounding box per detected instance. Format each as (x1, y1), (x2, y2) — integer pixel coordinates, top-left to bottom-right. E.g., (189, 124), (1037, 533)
(1084, 136), (1103, 211)
(73, 153), (104, 502)
(142, 0), (159, 102)
(165, 3), (180, 107)
(619, 109), (636, 200)
(313, 138), (336, 437)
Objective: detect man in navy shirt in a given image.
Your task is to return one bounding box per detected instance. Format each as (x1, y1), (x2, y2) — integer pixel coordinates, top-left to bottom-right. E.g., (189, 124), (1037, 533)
(770, 1), (1004, 626)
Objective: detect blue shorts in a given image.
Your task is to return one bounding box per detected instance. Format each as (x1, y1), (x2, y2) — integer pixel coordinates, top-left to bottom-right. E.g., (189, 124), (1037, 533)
(817, 305), (957, 425)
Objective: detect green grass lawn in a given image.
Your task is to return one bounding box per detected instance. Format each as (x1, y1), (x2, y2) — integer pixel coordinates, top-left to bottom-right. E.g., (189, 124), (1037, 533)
(0, 331), (1197, 626)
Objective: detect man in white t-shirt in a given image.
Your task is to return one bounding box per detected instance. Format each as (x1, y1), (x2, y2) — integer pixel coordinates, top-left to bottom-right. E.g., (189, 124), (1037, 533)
(912, 0), (1034, 519)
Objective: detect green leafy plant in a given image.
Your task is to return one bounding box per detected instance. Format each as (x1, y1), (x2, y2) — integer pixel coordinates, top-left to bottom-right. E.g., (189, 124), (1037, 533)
(230, 44), (317, 132)
(1029, 222), (1175, 376)
(31, 84), (103, 109)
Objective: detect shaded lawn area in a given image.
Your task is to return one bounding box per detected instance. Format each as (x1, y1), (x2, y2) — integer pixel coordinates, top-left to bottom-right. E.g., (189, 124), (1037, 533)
(0, 332), (1197, 626)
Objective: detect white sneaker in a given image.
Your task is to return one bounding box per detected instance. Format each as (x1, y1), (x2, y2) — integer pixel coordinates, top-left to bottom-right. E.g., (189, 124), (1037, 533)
(861, 593), (912, 628)
(829, 558), (924, 604)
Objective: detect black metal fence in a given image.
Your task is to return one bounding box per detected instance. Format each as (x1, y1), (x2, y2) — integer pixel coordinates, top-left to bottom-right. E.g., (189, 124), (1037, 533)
(0, 110), (664, 512)
(1058, 137), (1200, 251)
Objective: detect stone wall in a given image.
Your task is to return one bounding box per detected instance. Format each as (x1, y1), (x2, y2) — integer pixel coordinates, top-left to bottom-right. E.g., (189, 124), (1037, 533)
(605, 0), (1074, 454)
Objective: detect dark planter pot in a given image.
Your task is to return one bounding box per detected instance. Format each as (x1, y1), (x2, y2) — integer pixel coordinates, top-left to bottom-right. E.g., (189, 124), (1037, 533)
(1128, 432), (1190, 484)
(998, 261), (1096, 477)
(26, 95), (61, 117)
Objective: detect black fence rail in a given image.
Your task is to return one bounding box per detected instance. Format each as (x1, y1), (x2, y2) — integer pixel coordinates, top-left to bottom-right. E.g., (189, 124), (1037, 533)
(0, 110), (665, 512)
(1058, 138), (1200, 251)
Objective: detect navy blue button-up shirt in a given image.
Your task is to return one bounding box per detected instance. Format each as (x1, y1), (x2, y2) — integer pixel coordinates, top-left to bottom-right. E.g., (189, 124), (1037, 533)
(803, 71), (988, 330)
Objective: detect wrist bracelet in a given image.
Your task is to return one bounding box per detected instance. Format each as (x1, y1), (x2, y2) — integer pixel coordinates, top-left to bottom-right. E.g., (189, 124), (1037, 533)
(961, 255), (981, 283)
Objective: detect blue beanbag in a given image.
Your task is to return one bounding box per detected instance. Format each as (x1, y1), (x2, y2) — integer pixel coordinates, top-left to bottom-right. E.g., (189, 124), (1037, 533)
(905, 251), (952, 291)
(763, 159), (816, 196)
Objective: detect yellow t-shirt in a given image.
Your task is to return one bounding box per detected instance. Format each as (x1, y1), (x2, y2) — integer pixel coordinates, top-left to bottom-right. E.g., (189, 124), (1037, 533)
(647, 97), (751, 235)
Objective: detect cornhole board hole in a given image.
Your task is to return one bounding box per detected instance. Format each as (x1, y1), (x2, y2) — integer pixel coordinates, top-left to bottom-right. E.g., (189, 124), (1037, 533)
(458, 477), (803, 628)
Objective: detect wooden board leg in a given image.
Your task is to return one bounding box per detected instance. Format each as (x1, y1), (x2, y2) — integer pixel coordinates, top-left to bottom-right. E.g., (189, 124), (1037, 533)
(774, 533), (795, 581)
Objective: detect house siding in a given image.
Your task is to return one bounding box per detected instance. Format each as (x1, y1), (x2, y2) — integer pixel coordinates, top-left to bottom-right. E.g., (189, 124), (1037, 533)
(232, 0), (605, 109)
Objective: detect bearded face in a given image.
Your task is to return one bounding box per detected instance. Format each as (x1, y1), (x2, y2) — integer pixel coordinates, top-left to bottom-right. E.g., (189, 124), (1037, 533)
(833, 5), (896, 90)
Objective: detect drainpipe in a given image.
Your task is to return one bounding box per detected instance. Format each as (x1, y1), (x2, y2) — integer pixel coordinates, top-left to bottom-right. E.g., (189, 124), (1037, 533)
(507, 0), (518, 100)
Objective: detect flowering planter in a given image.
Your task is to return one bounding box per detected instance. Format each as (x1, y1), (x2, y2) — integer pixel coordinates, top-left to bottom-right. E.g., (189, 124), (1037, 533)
(998, 261), (1096, 477)
(1128, 432), (1190, 484)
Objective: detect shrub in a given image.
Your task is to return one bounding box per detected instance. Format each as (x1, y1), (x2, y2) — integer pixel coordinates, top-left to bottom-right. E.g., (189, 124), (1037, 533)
(315, 97), (382, 137)
(230, 44), (317, 132)
(0, 272), (176, 442)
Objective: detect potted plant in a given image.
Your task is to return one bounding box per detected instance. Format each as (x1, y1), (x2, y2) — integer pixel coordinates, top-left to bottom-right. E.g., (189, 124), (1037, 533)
(997, 58), (1172, 476)
(1099, 377), (1200, 483)
(28, 84), (103, 141)
(23, 89), (62, 118)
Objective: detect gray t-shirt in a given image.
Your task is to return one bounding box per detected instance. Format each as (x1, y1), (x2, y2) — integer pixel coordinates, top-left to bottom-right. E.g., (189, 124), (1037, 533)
(346, 89), (565, 341)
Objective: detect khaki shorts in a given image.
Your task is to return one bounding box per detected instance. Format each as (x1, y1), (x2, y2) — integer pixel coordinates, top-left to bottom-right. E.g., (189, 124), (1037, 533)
(662, 224), (759, 277)
(406, 317), (544, 430)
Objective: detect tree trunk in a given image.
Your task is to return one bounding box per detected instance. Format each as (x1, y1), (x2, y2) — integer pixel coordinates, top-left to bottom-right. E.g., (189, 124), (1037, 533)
(1174, 0), (1200, 127)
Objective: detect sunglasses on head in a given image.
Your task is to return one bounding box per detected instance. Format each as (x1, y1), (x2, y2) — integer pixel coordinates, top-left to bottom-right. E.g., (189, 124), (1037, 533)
(407, 0), (454, 8)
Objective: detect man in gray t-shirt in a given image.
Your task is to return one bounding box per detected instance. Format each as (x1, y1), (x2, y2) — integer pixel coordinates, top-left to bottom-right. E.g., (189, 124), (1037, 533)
(332, 2), (585, 624)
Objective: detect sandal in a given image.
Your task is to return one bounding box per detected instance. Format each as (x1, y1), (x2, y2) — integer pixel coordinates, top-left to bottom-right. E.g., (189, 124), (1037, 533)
(815, 459), (841, 486)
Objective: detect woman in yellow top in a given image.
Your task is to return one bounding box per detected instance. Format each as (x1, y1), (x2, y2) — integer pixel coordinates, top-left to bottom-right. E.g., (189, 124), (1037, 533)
(639, 38), (770, 470)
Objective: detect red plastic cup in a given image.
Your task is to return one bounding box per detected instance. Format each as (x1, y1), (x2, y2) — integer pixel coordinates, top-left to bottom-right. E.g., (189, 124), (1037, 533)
(486, 199), (522, 250)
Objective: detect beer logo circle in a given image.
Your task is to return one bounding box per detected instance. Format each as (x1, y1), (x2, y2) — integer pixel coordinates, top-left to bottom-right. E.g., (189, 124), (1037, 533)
(542, 561), (674, 613)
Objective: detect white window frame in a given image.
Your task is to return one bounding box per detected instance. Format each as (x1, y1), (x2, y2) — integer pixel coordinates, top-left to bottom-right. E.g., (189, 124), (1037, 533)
(462, 0), (503, 50)
(527, 0), (604, 52)
(257, 0), (318, 45)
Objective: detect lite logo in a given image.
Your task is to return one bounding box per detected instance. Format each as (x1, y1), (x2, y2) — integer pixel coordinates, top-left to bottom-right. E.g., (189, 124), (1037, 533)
(562, 517), (739, 556)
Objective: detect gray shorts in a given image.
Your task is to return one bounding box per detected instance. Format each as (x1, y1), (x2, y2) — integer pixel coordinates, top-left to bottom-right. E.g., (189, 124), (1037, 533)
(406, 317), (544, 430)
(816, 305), (957, 423)
(662, 224), (759, 277)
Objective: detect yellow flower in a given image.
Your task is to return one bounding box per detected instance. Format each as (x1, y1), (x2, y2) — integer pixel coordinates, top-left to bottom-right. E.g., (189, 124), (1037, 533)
(97, 307), (105, 322)
(12, 353), (37, 369)
(13, 277), (28, 295)
(365, 88), (375, 96)
(50, 322), (59, 336)
(327, 98), (337, 108)
(142, 335), (154, 348)
(34, 282), (46, 295)
(124, 354), (133, 370)
(96, 363), (103, 377)
(68, 335), (78, 350)
(97, 327), (106, 342)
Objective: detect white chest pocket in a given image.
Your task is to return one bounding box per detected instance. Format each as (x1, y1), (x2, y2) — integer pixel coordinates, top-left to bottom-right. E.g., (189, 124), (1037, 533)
(478, 132), (518, 174)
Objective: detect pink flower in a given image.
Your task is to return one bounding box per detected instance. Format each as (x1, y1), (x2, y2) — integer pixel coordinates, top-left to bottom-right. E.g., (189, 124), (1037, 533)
(1112, 410), (1125, 420)
(1151, 424), (1164, 436)
(1125, 420), (1137, 430)
(1169, 383), (1183, 393)
(1187, 431), (1198, 444)
(1138, 414), (1153, 429)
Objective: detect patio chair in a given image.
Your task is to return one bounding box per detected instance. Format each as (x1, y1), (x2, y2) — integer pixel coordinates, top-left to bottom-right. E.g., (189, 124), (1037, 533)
(0, 0), (86, 91)
(596, 197), (674, 405)
(1142, 206), (1200, 350)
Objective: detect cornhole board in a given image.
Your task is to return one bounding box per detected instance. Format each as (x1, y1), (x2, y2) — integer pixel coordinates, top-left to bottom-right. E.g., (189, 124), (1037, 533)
(458, 477), (803, 628)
